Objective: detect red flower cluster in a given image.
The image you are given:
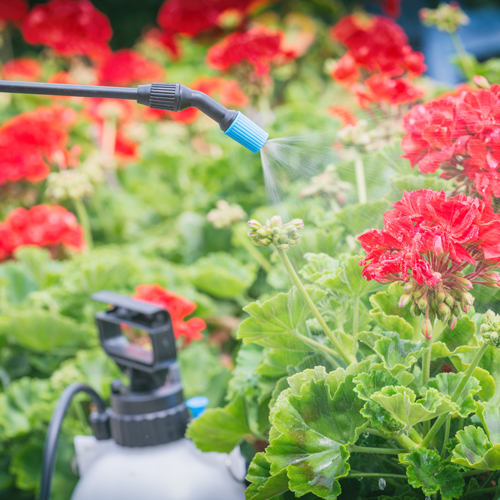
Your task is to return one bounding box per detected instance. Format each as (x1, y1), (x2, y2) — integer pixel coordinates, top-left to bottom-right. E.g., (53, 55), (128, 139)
(97, 49), (165, 87)
(22, 0), (112, 61)
(0, 106), (78, 185)
(207, 26), (296, 76)
(379, 0), (402, 18)
(157, 0), (256, 37)
(329, 105), (358, 128)
(143, 27), (181, 60)
(330, 15), (425, 107)
(0, 0), (28, 25)
(359, 190), (500, 333)
(402, 84), (500, 204)
(0, 204), (85, 261)
(133, 284), (206, 345)
(2, 57), (42, 81)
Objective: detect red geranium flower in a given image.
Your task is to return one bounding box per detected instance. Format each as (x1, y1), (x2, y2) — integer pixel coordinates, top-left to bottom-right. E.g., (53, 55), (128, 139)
(0, 106), (78, 185)
(402, 84), (500, 203)
(0, 0), (28, 25)
(0, 204), (85, 260)
(157, 0), (256, 37)
(22, 0), (112, 61)
(379, 0), (402, 18)
(143, 27), (181, 59)
(358, 189), (500, 336)
(2, 57), (41, 81)
(98, 49), (165, 87)
(133, 284), (206, 345)
(114, 130), (139, 162)
(330, 14), (425, 108)
(207, 26), (296, 76)
(329, 105), (358, 128)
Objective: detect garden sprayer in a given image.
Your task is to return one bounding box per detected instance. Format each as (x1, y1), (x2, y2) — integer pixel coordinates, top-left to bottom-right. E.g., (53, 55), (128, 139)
(40, 291), (246, 500)
(0, 80), (269, 153)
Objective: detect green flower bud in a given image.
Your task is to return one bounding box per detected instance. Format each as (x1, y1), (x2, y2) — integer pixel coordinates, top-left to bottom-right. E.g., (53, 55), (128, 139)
(438, 302), (450, 321)
(247, 216), (304, 249)
(453, 305), (461, 317)
(437, 289), (446, 302)
(399, 293), (411, 308)
(423, 317), (433, 339)
(414, 290), (423, 300)
(457, 277), (473, 289)
(417, 296), (428, 311)
(445, 294), (455, 308)
(410, 302), (420, 317)
(461, 291), (474, 306)
(481, 310), (500, 347)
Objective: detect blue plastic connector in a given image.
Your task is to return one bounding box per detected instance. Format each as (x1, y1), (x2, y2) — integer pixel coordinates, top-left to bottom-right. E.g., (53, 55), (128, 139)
(186, 396), (210, 419)
(224, 112), (269, 153)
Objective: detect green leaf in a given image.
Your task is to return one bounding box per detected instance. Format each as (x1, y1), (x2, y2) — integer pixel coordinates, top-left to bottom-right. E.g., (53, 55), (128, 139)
(357, 331), (427, 374)
(189, 252), (257, 299)
(0, 262), (38, 304)
(14, 246), (61, 289)
(266, 366), (366, 500)
(0, 378), (51, 440)
(0, 310), (95, 353)
(405, 448), (464, 500)
(369, 283), (422, 340)
(390, 174), (453, 201)
(377, 139), (413, 175)
(227, 344), (264, 401)
(238, 288), (327, 351)
(452, 426), (500, 470)
(50, 348), (122, 399)
(450, 356), (495, 402)
(186, 394), (251, 453)
(371, 386), (458, 429)
(432, 316), (478, 359)
(299, 253), (339, 283)
(354, 369), (400, 401)
(476, 401), (500, 444)
(319, 255), (380, 298)
(256, 348), (309, 379)
(245, 453), (289, 500)
(425, 372), (480, 418)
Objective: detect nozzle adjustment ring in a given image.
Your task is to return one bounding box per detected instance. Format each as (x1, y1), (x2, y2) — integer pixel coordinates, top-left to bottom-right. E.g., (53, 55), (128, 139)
(149, 82), (180, 111)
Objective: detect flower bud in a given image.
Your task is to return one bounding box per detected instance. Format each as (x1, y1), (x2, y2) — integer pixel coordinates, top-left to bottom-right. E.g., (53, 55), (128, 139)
(453, 305), (461, 317)
(404, 282), (415, 293)
(247, 216), (304, 249)
(414, 290), (423, 300)
(437, 289), (446, 302)
(248, 220), (261, 230)
(438, 302), (450, 321)
(473, 75), (491, 90)
(457, 277), (473, 289)
(461, 291), (474, 306)
(423, 317), (433, 339)
(445, 294), (455, 308)
(450, 315), (458, 330)
(417, 296), (428, 311)
(269, 216), (282, 228)
(399, 293), (411, 308)
(410, 302), (420, 317)
(481, 310), (500, 348)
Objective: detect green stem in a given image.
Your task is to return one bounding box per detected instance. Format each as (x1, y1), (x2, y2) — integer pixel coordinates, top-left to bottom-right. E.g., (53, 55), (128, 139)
(354, 148), (367, 205)
(441, 415), (451, 459)
(463, 469), (490, 478)
(409, 427), (423, 444)
(295, 332), (341, 362)
(396, 433), (418, 451)
(235, 227), (273, 273)
(459, 486), (498, 500)
(421, 341), (490, 449)
(353, 296), (359, 337)
(350, 445), (406, 455)
(74, 198), (93, 250)
(365, 427), (384, 437)
(449, 31), (475, 82)
(421, 333), (434, 435)
(277, 248), (355, 365)
(346, 472), (407, 479)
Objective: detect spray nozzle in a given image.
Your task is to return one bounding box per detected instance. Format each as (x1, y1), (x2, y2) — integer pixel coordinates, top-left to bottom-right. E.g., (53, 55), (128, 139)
(0, 80), (269, 153)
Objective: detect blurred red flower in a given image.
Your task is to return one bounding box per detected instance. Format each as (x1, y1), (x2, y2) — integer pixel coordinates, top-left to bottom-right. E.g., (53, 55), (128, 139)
(85, 98), (135, 125)
(0, 106), (78, 185)
(133, 284), (206, 345)
(22, 0), (112, 60)
(157, 0), (256, 37)
(2, 57), (42, 81)
(330, 14), (425, 108)
(0, 0), (28, 25)
(0, 204), (85, 261)
(114, 130), (139, 162)
(379, 0), (402, 18)
(143, 27), (181, 60)
(98, 49), (165, 87)
(402, 84), (500, 203)
(329, 106), (357, 128)
(207, 26), (295, 76)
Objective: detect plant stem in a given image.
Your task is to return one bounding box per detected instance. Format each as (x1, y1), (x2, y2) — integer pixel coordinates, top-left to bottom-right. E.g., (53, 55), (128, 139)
(441, 415), (451, 459)
(396, 433), (418, 451)
(295, 332), (341, 361)
(277, 248), (355, 365)
(421, 341), (490, 449)
(449, 31), (475, 82)
(234, 225), (273, 273)
(459, 486), (498, 500)
(354, 148), (367, 205)
(421, 333), (434, 435)
(353, 296), (360, 337)
(346, 472), (407, 479)
(73, 198), (93, 250)
(365, 428), (384, 437)
(409, 427), (423, 444)
(350, 445), (406, 455)
(462, 469), (491, 478)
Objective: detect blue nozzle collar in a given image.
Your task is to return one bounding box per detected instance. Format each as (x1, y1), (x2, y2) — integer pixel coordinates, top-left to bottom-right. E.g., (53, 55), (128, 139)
(186, 396), (210, 419)
(224, 112), (269, 153)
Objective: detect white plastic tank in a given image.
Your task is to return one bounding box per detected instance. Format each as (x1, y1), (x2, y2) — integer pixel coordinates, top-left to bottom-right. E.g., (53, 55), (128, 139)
(71, 435), (246, 500)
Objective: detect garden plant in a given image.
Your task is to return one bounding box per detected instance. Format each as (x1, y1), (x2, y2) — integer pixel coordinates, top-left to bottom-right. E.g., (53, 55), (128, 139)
(1, 0), (500, 499)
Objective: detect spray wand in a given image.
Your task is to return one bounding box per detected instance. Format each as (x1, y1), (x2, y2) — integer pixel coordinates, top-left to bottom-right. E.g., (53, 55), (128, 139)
(0, 80), (269, 153)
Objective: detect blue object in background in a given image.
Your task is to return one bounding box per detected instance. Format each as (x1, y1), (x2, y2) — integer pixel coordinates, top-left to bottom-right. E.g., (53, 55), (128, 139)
(422, 6), (500, 85)
(186, 396), (210, 418)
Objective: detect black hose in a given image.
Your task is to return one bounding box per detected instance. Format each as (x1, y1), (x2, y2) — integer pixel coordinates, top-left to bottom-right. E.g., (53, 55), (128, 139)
(0, 80), (137, 100)
(39, 383), (106, 500)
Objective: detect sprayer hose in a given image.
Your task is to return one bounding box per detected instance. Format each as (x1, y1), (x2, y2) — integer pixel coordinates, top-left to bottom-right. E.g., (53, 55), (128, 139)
(39, 383), (106, 500)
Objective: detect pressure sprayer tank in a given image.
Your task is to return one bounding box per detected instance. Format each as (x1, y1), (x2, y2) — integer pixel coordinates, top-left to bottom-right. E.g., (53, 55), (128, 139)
(69, 291), (245, 500)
